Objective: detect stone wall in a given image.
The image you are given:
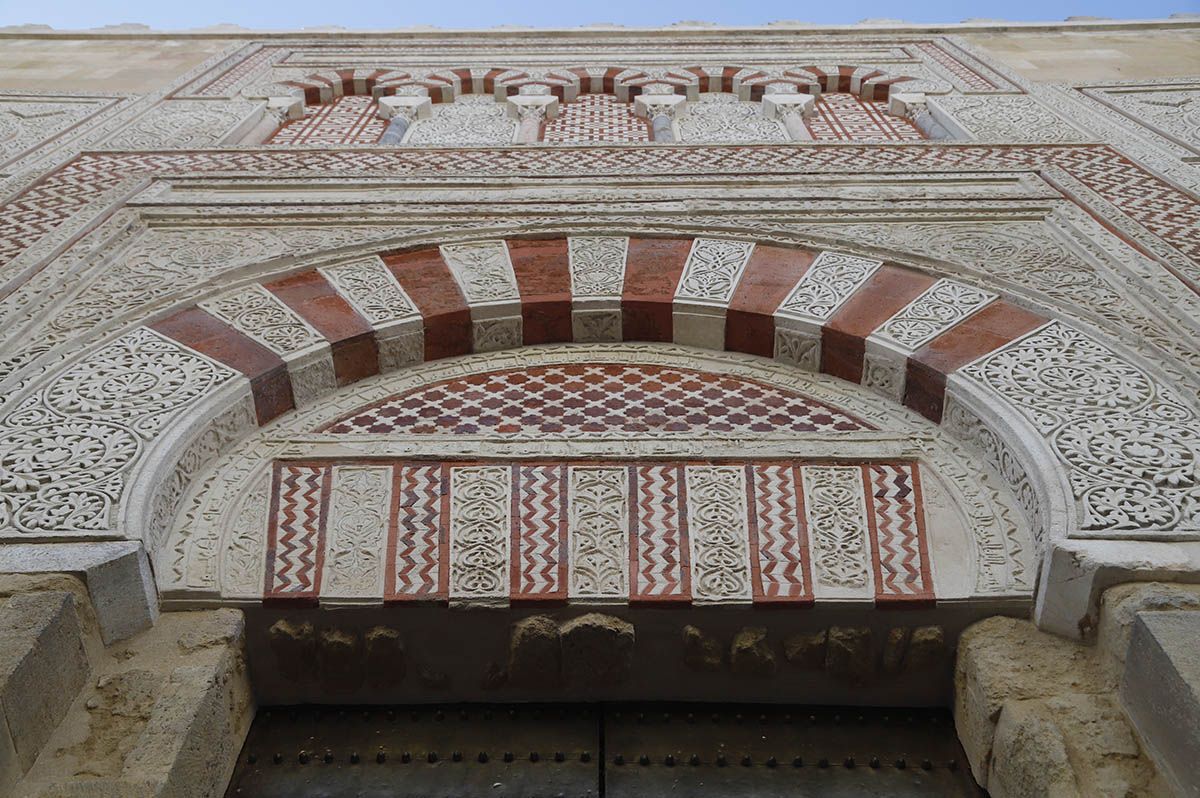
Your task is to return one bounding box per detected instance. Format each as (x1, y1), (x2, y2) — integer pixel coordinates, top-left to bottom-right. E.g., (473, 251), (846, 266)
(0, 575), (254, 797)
(955, 582), (1200, 797)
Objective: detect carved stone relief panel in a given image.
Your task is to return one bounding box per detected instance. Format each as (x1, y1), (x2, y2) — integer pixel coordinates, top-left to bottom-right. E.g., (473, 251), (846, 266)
(676, 238), (755, 306)
(800, 464), (873, 597)
(404, 95), (517, 146)
(0, 327), (237, 537)
(685, 465), (753, 603)
(438, 241), (521, 308)
(0, 94), (120, 168)
(930, 95), (1089, 143)
(100, 99), (260, 148)
(961, 321), (1200, 536)
(320, 464), (392, 600)
(319, 256), (423, 370)
(567, 466), (629, 601)
(1082, 80), (1200, 152)
(448, 465), (512, 604)
(676, 93), (788, 144)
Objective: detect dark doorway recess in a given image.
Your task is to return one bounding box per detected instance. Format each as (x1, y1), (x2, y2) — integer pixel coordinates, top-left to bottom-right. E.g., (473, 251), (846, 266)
(226, 702), (984, 797)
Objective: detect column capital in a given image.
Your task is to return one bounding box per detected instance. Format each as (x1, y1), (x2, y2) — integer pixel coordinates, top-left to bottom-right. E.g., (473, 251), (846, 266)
(888, 92), (927, 117)
(378, 95), (433, 121)
(266, 95), (304, 122)
(761, 93), (815, 121)
(505, 94), (560, 121)
(633, 92), (687, 119)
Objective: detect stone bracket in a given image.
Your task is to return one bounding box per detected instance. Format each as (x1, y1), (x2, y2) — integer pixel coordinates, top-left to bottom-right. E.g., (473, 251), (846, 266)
(1035, 538), (1200, 639)
(0, 541), (156, 644)
(266, 95), (304, 122)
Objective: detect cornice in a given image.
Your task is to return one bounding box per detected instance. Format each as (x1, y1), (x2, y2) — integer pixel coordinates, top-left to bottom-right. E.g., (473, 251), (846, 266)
(1, 17), (1198, 41)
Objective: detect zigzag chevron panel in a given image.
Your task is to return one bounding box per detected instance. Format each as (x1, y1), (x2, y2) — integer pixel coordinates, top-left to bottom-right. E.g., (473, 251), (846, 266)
(265, 462), (330, 601)
(258, 458), (936, 607)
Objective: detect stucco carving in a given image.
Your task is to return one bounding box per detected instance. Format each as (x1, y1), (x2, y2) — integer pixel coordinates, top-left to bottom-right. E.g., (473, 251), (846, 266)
(962, 322), (1200, 535)
(0, 328), (236, 537)
(100, 100), (259, 148)
(405, 95), (516, 146)
(676, 93), (788, 144)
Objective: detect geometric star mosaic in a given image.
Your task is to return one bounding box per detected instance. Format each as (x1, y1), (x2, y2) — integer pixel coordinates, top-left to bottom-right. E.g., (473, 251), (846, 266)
(322, 363), (875, 436)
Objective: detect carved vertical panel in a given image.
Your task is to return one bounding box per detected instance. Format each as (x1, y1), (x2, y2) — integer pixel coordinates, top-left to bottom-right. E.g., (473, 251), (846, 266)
(799, 464), (872, 597)
(320, 465), (391, 599)
(567, 236), (629, 297)
(448, 465), (511, 603)
(220, 469), (272, 600)
(685, 465), (752, 603)
(567, 466), (629, 601)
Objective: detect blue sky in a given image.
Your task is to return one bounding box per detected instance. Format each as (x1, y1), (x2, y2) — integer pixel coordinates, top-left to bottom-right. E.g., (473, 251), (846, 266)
(0, 0), (1195, 29)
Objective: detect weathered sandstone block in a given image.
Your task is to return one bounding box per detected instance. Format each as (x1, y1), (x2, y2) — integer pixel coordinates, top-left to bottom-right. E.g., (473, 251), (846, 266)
(560, 613), (634, 687)
(508, 615), (561, 687)
(730, 627), (776, 677)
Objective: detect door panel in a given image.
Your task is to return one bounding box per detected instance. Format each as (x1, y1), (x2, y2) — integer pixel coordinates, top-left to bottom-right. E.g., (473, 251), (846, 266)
(226, 703), (982, 797)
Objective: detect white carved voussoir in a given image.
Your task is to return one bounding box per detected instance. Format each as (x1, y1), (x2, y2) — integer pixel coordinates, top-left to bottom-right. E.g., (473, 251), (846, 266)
(568, 236), (629, 343)
(198, 283), (335, 406)
(320, 255), (425, 371)
(438, 240), (521, 318)
(673, 237), (754, 350)
(439, 240), (523, 350)
(774, 250), (883, 332)
(872, 278), (997, 354)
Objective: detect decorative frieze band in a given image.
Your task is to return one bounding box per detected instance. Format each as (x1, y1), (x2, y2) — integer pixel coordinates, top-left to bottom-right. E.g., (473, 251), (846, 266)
(258, 457), (934, 607)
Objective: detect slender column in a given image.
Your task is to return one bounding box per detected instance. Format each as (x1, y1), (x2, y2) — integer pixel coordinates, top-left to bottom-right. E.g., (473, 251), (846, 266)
(505, 95), (559, 144)
(377, 95), (433, 145)
(633, 93), (687, 143)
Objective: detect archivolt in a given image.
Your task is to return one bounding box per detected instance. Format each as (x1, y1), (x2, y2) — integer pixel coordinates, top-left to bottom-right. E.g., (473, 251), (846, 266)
(4, 230), (1196, 633)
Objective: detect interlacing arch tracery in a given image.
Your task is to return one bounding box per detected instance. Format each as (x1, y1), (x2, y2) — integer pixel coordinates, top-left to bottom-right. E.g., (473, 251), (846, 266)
(274, 63), (923, 105)
(265, 63), (929, 145)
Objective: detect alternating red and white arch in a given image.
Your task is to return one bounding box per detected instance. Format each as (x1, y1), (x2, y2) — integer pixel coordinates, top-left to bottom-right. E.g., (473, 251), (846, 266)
(150, 235), (1040, 430)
